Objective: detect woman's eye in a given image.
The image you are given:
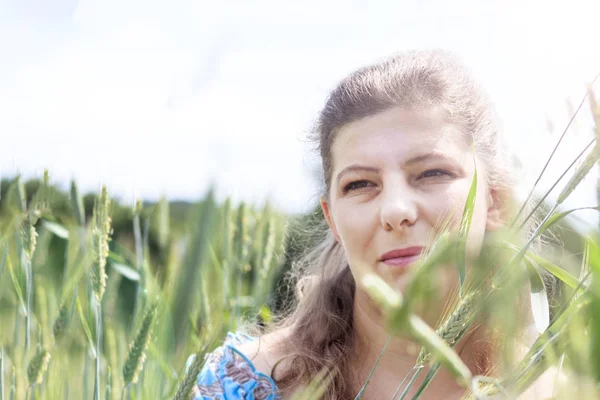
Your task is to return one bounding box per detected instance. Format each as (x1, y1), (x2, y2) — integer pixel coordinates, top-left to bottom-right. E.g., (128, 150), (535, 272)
(419, 169), (452, 179)
(343, 180), (372, 193)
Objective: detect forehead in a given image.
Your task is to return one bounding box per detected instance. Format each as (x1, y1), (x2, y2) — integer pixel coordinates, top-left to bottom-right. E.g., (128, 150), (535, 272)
(331, 107), (470, 168)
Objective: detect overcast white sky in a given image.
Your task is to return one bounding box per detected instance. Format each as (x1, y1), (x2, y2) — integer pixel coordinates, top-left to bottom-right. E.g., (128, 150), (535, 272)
(1, 0), (599, 229)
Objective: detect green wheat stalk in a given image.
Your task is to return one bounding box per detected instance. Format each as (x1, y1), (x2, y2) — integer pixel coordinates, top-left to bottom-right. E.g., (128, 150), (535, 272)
(122, 302), (158, 389)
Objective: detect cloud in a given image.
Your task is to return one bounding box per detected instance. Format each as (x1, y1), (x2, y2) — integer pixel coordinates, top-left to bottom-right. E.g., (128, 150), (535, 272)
(1, 0), (599, 222)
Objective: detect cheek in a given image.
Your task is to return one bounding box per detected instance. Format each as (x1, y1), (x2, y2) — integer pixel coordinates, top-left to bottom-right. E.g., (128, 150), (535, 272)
(431, 186), (469, 230)
(437, 183), (488, 253)
(334, 203), (376, 258)
(334, 206), (366, 248)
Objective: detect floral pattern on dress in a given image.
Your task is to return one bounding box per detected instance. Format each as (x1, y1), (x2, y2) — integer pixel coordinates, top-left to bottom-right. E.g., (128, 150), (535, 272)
(189, 332), (281, 400)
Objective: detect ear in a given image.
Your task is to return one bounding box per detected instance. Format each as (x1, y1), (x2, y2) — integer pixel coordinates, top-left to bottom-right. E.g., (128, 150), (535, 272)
(486, 187), (504, 231)
(320, 196), (341, 244)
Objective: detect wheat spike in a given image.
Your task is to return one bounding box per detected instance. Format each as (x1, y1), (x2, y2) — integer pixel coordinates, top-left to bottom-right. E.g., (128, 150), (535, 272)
(20, 221), (38, 262)
(122, 303), (157, 386)
(417, 290), (477, 366)
(174, 351), (206, 400)
(53, 302), (69, 342)
(557, 144), (600, 205)
(90, 186), (112, 301)
(26, 349), (51, 386)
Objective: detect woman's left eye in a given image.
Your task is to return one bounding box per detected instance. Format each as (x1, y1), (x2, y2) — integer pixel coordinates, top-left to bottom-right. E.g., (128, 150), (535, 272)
(419, 169), (452, 179)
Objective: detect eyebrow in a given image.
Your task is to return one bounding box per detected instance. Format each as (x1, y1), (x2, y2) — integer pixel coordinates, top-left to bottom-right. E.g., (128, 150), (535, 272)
(335, 152), (455, 186)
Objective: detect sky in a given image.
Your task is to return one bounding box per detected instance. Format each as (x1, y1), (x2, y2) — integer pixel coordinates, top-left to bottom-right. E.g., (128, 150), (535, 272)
(1, 0), (600, 229)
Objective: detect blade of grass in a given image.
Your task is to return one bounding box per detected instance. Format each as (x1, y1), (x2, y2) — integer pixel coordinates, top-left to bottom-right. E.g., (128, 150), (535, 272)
(503, 204), (597, 283)
(516, 138), (596, 231)
(76, 297), (97, 358)
(585, 234), (600, 382)
(411, 363), (441, 400)
(41, 220), (69, 240)
(9, 366), (14, 400)
(0, 242), (7, 280)
(132, 200), (143, 327)
(397, 367), (421, 400)
(386, 232), (453, 329)
(172, 190), (216, 341)
(537, 207), (599, 239)
(524, 251), (579, 289)
(512, 71), (600, 225)
(6, 254), (27, 315)
(110, 262), (140, 281)
(524, 258), (550, 334)
(501, 290), (591, 395)
(354, 335), (391, 399)
(456, 145), (478, 293)
(94, 299), (102, 400)
(390, 366), (419, 400)
(1, 347), (4, 400)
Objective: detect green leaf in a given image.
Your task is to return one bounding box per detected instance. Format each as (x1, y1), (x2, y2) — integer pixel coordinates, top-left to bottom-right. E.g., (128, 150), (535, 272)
(0, 242), (7, 279)
(107, 250), (128, 265)
(69, 286), (78, 321)
(156, 195), (170, 249)
(70, 181), (86, 227)
(222, 198), (233, 266)
(456, 147), (478, 291)
(587, 234), (600, 382)
(387, 231), (452, 330)
(110, 262), (141, 282)
(6, 255), (27, 315)
(524, 258), (550, 334)
(525, 252), (579, 289)
(42, 220), (69, 239)
(502, 292), (591, 395)
(76, 297), (97, 358)
(148, 342), (178, 382)
(535, 207), (599, 240)
(587, 235), (600, 297)
(172, 190), (217, 340)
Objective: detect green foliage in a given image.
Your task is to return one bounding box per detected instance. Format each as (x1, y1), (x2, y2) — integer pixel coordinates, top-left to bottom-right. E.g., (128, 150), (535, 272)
(0, 175), (289, 398)
(0, 88), (597, 399)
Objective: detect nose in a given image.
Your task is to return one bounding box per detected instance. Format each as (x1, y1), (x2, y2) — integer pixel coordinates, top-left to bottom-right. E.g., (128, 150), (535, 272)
(380, 185), (418, 232)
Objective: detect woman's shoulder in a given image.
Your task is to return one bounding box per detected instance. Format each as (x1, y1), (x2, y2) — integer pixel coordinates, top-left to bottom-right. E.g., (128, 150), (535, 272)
(190, 328), (293, 400)
(235, 327), (295, 376)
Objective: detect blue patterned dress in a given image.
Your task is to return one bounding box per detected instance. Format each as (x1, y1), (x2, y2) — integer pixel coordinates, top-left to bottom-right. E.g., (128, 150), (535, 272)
(189, 332), (282, 400)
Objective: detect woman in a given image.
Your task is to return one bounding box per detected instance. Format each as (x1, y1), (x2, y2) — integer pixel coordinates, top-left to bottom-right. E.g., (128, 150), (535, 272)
(192, 49), (553, 399)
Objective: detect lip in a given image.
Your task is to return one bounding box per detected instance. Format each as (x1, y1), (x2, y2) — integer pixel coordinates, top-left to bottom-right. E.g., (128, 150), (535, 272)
(379, 246), (424, 268)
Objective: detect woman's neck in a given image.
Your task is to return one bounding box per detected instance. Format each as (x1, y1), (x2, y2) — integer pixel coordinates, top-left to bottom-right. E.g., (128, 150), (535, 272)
(348, 289), (485, 398)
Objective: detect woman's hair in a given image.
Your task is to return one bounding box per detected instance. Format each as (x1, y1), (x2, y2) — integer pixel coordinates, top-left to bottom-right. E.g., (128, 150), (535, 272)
(265, 49), (544, 398)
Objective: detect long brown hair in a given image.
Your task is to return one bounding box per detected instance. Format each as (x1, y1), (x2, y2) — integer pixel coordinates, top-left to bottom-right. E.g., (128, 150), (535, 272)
(264, 49), (544, 399)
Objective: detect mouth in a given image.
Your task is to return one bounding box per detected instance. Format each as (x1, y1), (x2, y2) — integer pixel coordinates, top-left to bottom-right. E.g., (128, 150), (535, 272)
(379, 246), (424, 268)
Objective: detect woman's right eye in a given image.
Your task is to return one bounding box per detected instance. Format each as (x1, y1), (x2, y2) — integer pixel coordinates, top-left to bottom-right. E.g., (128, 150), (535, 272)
(343, 180), (371, 193)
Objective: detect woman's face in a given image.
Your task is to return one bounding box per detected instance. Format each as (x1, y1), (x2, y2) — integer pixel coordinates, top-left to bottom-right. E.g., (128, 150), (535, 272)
(321, 106), (502, 295)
